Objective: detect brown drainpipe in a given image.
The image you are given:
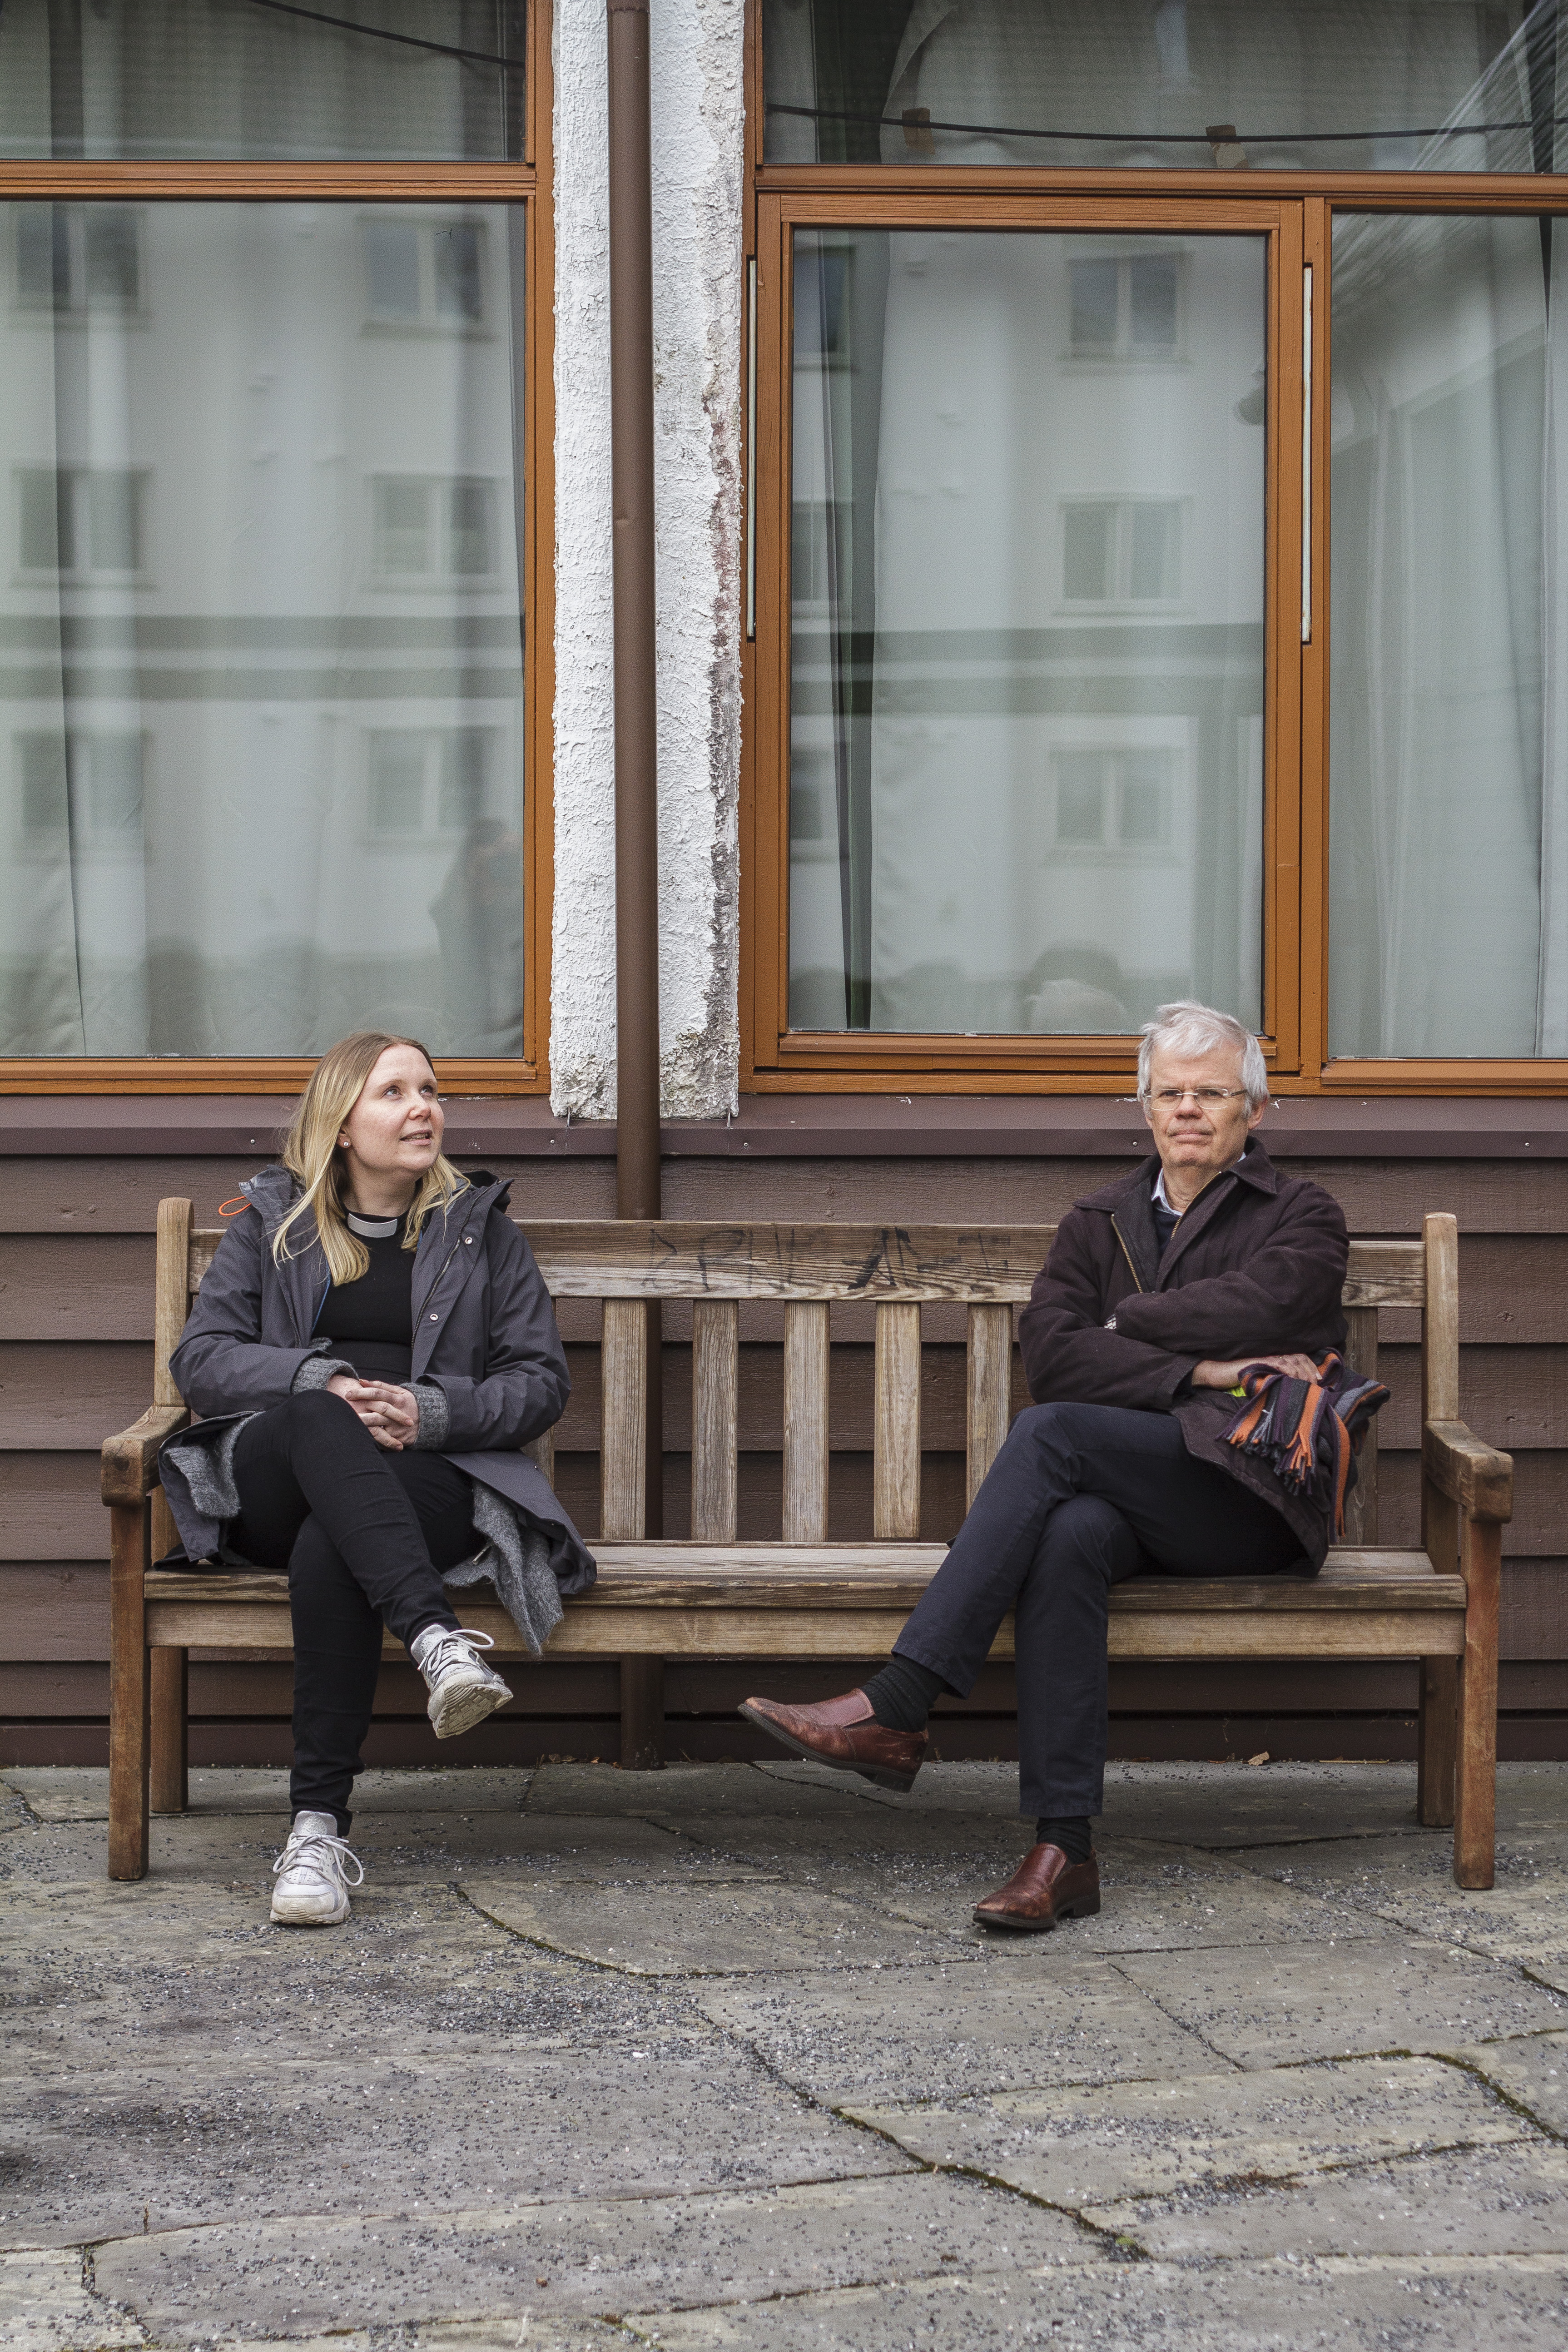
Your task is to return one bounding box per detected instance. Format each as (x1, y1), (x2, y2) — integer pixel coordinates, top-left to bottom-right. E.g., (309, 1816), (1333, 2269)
(606, 0), (664, 1756)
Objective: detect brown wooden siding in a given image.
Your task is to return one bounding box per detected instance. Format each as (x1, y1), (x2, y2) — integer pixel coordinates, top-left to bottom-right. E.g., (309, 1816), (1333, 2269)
(3, 1148), (1565, 1766)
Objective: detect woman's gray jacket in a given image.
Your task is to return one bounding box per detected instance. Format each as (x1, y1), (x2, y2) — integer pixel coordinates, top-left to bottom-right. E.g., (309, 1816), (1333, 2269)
(159, 1166), (594, 1645)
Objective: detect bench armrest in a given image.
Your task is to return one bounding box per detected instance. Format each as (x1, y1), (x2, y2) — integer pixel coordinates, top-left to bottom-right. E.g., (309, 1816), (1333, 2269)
(1422, 1419), (1513, 1525)
(102, 1404), (190, 1505)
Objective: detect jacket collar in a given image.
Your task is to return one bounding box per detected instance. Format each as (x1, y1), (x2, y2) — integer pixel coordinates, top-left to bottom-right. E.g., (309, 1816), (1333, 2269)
(1074, 1132), (1280, 1216)
(240, 1165), (510, 1347)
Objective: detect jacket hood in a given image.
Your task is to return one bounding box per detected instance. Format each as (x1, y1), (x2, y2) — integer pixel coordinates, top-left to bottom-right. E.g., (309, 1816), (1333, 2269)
(237, 1164), (510, 1231)
(1073, 1133), (1280, 1215)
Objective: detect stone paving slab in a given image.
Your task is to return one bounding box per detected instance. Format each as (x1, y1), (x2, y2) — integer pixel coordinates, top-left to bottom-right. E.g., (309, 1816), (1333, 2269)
(1, 1813), (749, 1891)
(1098, 2141), (1568, 2259)
(627, 2255), (1568, 2349)
(1113, 1938), (1568, 2064)
(0, 1873), (723, 2061)
(1, 2042), (900, 2252)
(848, 2052), (1527, 2210)
(462, 1876), (974, 1975)
(529, 1764), (868, 1818)
(851, 1841), (1392, 1954)
(1240, 1834), (1568, 1975)
(1456, 2028), (1568, 2134)
(700, 1959), (1221, 2103)
(0, 2249), (145, 2352)
(754, 1760), (1022, 1817)
(94, 2170), (1092, 2340)
(0, 1768), (539, 1823)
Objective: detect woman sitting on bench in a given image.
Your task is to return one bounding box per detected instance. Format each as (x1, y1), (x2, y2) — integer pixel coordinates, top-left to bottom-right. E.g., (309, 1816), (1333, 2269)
(158, 1029), (590, 1928)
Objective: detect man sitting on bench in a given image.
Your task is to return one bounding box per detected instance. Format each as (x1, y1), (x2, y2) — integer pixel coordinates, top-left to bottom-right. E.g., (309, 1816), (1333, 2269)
(742, 1001), (1352, 1932)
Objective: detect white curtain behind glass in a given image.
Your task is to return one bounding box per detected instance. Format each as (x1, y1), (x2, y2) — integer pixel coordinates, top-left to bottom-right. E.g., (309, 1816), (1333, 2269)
(1330, 206), (1568, 1056)
(0, 201), (527, 1057)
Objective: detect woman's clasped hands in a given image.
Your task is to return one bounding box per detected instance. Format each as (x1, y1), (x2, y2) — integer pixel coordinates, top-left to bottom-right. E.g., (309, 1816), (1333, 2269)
(325, 1371), (420, 1448)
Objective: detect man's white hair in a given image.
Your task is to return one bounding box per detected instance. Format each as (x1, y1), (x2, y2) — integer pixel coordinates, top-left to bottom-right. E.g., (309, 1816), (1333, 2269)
(1137, 1002), (1269, 1111)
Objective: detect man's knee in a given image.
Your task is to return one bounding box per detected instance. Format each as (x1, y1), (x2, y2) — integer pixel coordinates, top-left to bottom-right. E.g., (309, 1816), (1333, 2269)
(1036, 1493), (1142, 1585)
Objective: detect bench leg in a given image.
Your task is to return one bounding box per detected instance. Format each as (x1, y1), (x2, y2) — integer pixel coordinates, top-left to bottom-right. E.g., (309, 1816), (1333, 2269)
(1417, 1657), (1456, 1827)
(150, 1648), (189, 1815)
(1454, 1515), (1500, 1891)
(108, 1501), (151, 1881)
(620, 1657), (665, 1771)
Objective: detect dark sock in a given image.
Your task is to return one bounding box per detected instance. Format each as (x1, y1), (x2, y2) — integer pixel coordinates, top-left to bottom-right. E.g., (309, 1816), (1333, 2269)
(1035, 1815), (1092, 1866)
(861, 1654), (948, 1734)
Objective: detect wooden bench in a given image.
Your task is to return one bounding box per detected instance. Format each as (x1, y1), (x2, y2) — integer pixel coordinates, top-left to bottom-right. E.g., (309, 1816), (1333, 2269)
(103, 1204), (1512, 1888)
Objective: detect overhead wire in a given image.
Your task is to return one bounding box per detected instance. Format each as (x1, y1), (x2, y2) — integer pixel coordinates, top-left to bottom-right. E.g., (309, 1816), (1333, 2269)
(238, 0), (518, 72)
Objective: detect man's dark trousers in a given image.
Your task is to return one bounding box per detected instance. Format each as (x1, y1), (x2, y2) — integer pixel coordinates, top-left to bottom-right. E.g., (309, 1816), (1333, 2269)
(893, 1403), (1305, 1819)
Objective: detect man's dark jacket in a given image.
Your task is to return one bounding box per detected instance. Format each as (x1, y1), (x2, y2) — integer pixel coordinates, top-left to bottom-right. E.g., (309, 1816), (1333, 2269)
(1017, 1138), (1350, 1569)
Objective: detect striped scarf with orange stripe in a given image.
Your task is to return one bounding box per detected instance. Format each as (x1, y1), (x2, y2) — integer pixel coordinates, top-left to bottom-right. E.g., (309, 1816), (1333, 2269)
(1222, 1350), (1389, 1538)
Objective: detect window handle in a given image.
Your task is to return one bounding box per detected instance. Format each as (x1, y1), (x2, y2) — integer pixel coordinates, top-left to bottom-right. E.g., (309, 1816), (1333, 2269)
(1301, 263), (1313, 645)
(746, 255), (758, 643)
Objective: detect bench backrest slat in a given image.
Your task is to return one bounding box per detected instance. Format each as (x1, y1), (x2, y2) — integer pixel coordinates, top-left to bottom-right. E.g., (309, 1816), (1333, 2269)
(874, 1300), (923, 1539)
(691, 1298), (739, 1543)
(173, 1214), (1449, 1550)
(782, 1300), (830, 1544)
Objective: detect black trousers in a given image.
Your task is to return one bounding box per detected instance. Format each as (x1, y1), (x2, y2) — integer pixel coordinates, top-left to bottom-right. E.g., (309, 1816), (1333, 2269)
(893, 1402), (1305, 1820)
(229, 1392), (471, 1832)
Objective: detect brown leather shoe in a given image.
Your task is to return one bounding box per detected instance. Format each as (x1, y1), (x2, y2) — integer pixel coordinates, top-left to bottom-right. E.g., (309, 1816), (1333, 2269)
(973, 1844), (1101, 1934)
(739, 1689), (927, 1792)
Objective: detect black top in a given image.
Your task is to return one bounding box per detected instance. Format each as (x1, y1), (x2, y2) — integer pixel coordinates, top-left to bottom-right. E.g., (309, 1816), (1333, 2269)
(316, 1211), (415, 1379)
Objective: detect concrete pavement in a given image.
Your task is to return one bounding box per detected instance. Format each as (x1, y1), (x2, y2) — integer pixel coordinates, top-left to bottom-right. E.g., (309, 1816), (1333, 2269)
(3, 1757), (1567, 2349)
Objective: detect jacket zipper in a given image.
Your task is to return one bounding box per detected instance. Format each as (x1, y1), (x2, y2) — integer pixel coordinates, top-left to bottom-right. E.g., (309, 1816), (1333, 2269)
(416, 1196), (481, 1325)
(1110, 1214), (1146, 1294)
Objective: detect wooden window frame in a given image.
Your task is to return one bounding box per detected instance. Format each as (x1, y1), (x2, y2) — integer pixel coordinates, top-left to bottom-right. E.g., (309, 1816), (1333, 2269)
(739, 12), (1568, 1095)
(0, 3), (553, 1098)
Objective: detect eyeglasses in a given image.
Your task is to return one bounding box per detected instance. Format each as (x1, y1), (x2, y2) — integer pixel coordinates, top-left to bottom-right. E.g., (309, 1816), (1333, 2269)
(1145, 1087), (1248, 1107)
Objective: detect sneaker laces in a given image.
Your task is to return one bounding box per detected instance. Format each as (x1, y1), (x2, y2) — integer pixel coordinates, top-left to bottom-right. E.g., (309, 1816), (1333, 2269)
(417, 1625), (499, 1680)
(273, 1821), (364, 1888)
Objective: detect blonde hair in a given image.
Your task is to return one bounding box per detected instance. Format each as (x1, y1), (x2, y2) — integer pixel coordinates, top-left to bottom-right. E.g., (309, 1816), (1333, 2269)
(273, 1031), (467, 1285)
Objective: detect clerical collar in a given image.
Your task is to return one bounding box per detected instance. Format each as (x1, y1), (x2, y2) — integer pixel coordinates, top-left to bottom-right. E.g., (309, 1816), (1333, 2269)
(345, 1209), (401, 1240)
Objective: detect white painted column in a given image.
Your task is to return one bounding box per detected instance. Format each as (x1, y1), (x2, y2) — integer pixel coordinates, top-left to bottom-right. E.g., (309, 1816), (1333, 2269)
(550, 0), (744, 1119)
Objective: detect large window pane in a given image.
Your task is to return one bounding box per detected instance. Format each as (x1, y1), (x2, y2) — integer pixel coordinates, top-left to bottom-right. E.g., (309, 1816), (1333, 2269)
(0, 0), (524, 161)
(1330, 211), (1567, 1057)
(765, 1), (1560, 174)
(1, 201), (528, 1058)
(787, 228), (1265, 1037)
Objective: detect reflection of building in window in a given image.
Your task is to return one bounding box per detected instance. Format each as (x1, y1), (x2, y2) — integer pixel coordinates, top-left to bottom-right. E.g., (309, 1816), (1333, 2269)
(13, 205), (142, 313)
(368, 729), (500, 835)
(790, 500), (834, 608)
(370, 477), (496, 579)
(17, 731), (144, 845)
(362, 217), (486, 325)
(1068, 254), (1181, 358)
(1053, 748), (1174, 854)
(17, 468), (146, 576)
(1062, 499), (1181, 602)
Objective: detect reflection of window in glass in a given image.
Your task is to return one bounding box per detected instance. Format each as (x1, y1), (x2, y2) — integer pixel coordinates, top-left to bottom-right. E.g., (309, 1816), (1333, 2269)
(14, 205), (142, 312)
(17, 730), (144, 843)
(795, 243), (852, 362)
(1069, 255), (1180, 358)
(1053, 749), (1174, 853)
(362, 217), (486, 326)
(790, 500), (834, 606)
(17, 468), (146, 576)
(370, 478), (495, 580)
(1062, 500), (1181, 602)
(368, 729), (497, 834)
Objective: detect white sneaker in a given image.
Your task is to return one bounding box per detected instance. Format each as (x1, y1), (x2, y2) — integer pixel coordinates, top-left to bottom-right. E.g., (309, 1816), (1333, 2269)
(410, 1623), (514, 1739)
(270, 1811), (363, 1926)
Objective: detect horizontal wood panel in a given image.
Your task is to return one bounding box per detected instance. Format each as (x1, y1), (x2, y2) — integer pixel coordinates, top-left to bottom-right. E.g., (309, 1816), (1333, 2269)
(0, 1158), (614, 1233)
(10, 1153), (1568, 1240)
(6, 1658), (1566, 1730)
(0, 1345), (154, 1447)
(0, 1236), (155, 1340)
